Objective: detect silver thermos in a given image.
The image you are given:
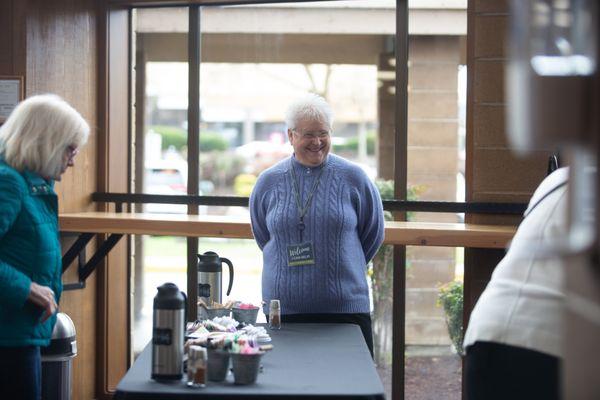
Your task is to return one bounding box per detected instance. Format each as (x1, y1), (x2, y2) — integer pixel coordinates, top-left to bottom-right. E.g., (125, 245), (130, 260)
(197, 251), (234, 306)
(151, 282), (186, 381)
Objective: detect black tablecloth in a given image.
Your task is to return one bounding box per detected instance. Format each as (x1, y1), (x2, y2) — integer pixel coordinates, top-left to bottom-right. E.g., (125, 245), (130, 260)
(114, 323), (385, 399)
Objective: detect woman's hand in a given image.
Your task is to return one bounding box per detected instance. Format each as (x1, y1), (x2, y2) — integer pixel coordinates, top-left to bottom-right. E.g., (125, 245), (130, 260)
(27, 282), (57, 323)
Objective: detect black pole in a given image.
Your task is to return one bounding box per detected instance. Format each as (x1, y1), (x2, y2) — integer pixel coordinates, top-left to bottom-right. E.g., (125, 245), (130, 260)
(187, 4), (201, 322)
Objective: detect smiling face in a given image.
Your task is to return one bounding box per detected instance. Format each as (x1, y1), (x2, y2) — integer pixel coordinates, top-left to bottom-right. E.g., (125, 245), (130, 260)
(288, 118), (331, 167)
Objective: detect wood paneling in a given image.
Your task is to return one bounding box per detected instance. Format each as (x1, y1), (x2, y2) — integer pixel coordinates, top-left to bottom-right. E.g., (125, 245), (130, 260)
(16, 0), (100, 399)
(0, 1), (26, 76)
(0, 1), (13, 69)
(24, 10), (98, 214)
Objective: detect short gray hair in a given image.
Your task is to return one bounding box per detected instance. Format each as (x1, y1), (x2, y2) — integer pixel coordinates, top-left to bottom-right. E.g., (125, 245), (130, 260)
(285, 93), (334, 131)
(0, 94), (90, 178)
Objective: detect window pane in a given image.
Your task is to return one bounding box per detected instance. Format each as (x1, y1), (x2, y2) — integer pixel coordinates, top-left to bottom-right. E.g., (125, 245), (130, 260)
(130, 4), (469, 399)
(405, 4), (467, 399)
(131, 7), (189, 356)
(134, 235), (188, 354)
(197, 3), (396, 398)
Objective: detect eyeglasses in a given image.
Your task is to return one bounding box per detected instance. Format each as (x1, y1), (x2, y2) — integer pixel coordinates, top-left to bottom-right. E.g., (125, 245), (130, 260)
(292, 130), (331, 141)
(66, 145), (79, 160)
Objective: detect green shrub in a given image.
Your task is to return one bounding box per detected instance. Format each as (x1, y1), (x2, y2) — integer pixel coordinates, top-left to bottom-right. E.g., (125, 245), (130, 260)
(332, 131), (376, 155)
(438, 280), (464, 355)
(151, 125), (187, 151)
(374, 179), (394, 201)
(200, 131), (229, 152)
(200, 152), (246, 188)
(374, 180), (426, 223)
(370, 180), (426, 365)
(149, 126), (229, 152)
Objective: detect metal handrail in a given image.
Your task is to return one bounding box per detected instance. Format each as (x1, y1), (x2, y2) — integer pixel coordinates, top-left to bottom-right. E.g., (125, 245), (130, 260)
(91, 192), (527, 215)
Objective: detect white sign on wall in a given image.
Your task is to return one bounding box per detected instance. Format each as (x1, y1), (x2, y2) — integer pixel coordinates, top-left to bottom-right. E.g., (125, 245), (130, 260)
(0, 76), (24, 124)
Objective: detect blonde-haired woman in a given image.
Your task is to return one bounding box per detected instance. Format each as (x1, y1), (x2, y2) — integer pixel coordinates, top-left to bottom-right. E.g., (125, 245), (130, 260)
(0, 94), (89, 399)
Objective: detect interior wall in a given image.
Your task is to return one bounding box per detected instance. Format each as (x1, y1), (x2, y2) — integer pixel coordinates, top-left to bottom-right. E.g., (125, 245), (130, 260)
(0, 1), (25, 75)
(464, 0), (552, 325)
(0, 0), (99, 399)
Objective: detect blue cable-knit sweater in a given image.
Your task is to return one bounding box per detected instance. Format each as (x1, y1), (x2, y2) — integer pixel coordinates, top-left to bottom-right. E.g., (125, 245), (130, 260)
(249, 154), (385, 315)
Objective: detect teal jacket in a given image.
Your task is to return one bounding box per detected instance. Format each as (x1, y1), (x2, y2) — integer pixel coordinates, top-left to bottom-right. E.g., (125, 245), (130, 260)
(0, 159), (61, 347)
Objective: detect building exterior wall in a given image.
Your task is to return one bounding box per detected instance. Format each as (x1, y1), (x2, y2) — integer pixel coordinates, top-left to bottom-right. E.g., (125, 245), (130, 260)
(407, 36), (461, 345)
(464, 0), (551, 331)
(378, 35), (462, 345)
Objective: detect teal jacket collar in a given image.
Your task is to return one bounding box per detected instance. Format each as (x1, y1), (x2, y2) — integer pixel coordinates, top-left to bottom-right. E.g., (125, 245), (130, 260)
(0, 157), (55, 196)
(22, 169), (55, 196)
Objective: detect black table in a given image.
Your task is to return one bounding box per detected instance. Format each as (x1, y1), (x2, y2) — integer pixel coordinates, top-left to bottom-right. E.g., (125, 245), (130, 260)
(115, 323), (385, 399)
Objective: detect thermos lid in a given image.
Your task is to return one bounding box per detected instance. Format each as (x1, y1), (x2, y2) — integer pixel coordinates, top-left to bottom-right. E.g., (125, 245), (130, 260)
(197, 251), (222, 272)
(154, 282), (186, 310)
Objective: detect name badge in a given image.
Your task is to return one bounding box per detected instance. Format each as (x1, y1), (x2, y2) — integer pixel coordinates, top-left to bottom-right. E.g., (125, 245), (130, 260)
(287, 242), (315, 266)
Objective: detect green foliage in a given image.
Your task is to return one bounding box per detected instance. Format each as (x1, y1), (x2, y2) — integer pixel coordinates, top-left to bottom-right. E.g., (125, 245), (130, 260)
(374, 180), (394, 201)
(200, 152), (246, 188)
(233, 174), (258, 197)
(149, 126), (229, 152)
(200, 131), (229, 152)
(332, 131), (376, 155)
(374, 180), (425, 202)
(151, 125), (187, 151)
(374, 180), (426, 222)
(407, 185), (426, 203)
(370, 180), (426, 365)
(438, 281), (464, 355)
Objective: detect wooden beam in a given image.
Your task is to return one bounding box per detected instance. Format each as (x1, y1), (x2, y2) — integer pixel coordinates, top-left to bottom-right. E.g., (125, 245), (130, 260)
(59, 212), (516, 249)
(384, 220), (515, 248)
(60, 212), (253, 238)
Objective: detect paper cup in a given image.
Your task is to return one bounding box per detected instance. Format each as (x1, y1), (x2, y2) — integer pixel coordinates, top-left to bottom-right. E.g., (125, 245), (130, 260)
(231, 352), (264, 385)
(207, 349), (230, 382)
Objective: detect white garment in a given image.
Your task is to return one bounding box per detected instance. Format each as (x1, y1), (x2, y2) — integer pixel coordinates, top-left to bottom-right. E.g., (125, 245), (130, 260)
(463, 167), (569, 358)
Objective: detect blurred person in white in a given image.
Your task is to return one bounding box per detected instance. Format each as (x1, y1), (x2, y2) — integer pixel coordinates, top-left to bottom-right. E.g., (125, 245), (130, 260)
(464, 165), (568, 400)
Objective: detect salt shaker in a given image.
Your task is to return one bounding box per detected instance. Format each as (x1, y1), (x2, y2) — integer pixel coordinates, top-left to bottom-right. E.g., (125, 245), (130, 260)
(187, 345), (207, 388)
(269, 299), (281, 330)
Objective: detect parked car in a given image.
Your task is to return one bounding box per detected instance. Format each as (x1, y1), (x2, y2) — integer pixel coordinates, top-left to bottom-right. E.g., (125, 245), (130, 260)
(144, 160), (188, 214)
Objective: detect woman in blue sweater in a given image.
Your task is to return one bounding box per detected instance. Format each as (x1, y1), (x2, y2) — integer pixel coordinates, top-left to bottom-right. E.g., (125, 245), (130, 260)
(250, 94), (384, 355)
(0, 94), (89, 399)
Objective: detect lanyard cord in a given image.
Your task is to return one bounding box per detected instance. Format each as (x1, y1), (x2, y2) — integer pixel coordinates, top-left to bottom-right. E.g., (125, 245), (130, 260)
(289, 158), (326, 241)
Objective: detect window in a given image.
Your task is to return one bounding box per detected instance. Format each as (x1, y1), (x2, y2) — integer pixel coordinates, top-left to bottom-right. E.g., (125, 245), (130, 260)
(130, 3), (467, 399)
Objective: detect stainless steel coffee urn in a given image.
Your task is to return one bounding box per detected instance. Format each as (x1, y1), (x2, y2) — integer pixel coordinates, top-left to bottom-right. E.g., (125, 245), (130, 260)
(197, 251), (234, 306)
(151, 282), (186, 381)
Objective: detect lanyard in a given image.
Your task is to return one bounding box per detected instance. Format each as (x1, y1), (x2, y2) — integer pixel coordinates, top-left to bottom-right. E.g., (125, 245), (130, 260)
(289, 158), (326, 242)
